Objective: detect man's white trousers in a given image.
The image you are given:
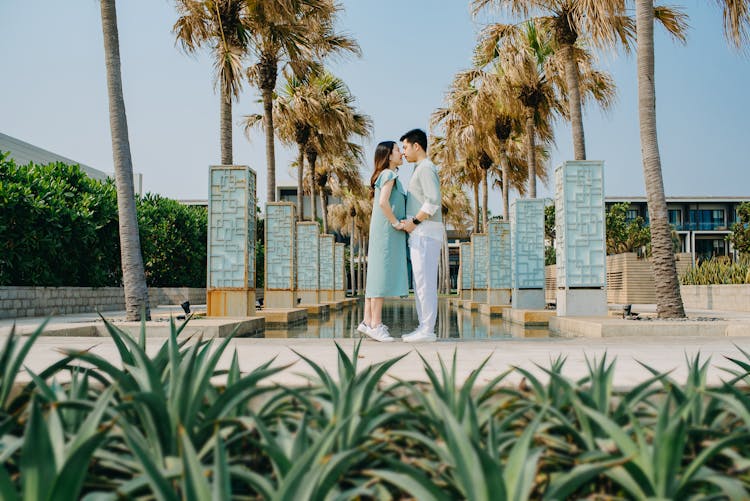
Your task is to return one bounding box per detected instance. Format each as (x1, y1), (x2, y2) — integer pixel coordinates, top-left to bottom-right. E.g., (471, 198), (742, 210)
(409, 234), (441, 335)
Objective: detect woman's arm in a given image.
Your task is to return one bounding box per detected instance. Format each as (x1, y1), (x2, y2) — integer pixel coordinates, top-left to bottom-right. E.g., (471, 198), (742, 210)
(378, 179), (403, 229)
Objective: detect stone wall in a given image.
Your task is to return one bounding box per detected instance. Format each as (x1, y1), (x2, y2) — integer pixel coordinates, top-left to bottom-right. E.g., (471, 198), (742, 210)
(680, 285), (750, 312)
(0, 287), (206, 319)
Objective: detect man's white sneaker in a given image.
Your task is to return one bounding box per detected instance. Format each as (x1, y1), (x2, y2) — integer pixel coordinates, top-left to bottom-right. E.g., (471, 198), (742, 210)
(356, 321), (372, 336)
(401, 329), (425, 341)
(402, 331), (437, 343)
(366, 324), (395, 343)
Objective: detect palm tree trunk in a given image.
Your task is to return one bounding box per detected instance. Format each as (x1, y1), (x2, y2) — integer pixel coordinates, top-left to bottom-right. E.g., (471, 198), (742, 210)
(220, 87), (232, 165)
(525, 109), (537, 198)
(320, 190), (329, 234)
(357, 230), (366, 294)
(561, 43), (586, 160)
(482, 170), (489, 232)
(636, 0), (685, 318)
(296, 146), (304, 221)
(308, 155), (318, 225)
(442, 228), (450, 293)
(472, 182), (480, 233)
(100, 0), (150, 321)
(501, 151), (510, 219)
(350, 217), (355, 296)
(262, 88), (276, 203)
(359, 237), (370, 294)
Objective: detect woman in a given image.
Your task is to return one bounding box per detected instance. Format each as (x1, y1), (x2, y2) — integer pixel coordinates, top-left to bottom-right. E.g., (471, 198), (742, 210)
(357, 141), (408, 342)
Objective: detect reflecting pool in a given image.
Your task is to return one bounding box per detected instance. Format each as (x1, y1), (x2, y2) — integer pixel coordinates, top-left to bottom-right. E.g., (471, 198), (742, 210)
(263, 298), (550, 340)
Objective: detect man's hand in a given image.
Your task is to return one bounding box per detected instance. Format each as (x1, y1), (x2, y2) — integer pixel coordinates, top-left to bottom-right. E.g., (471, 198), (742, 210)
(401, 219), (417, 233)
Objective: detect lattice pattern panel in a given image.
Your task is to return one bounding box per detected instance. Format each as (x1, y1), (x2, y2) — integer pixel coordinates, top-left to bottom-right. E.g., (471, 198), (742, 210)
(471, 234), (488, 289)
(319, 234), (334, 290)
(335, 243), (345, 291)
(488, 220), (511, 289)
(460, 242), (472, 290)
(208, 166), (256, 288)
(265, 203), (295, 290)
(296, 223), (319, 291)
(511, 199), (545, 289)
(555, 161), (605, 288)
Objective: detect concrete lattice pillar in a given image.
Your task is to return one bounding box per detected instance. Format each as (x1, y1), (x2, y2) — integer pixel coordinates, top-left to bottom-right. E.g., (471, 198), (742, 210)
(459, 242), (472, 300)
(264, 202), (296, 308)
(207, 165), (256, 317)
(471, 233), (488, 303)
(487, 220), (512, 305)
(296, 222), (320, 305)
(555, 161), (607, 316)
(319, 234), (335, 302)
(334, 243), (345, 300)
(511, 199), (546, 310)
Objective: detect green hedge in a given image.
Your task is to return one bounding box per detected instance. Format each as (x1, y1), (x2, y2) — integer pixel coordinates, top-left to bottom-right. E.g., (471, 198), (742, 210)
(0, 152), (207, 287)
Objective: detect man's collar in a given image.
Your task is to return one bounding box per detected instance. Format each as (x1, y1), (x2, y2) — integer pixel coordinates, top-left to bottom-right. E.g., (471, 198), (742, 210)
(414, 157), (430, 168)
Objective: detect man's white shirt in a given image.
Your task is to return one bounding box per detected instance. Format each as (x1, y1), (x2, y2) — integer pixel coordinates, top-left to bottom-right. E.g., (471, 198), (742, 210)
(407, 158), (444, 243)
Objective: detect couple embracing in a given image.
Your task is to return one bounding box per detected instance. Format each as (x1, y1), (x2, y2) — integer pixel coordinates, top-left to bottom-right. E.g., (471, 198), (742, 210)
(357, 129), (443, 343)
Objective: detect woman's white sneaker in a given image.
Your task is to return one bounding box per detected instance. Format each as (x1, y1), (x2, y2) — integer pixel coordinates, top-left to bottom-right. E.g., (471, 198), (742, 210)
(366, 324), (395, 343)
(356, 321), (372, 336)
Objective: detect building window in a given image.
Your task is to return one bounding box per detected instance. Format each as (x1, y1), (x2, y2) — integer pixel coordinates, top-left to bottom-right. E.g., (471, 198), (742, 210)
(695, 238), (727, 260)
(625, 209), (639, 222)
(688, 209), (725, 230)
(668, 209), (681, 226)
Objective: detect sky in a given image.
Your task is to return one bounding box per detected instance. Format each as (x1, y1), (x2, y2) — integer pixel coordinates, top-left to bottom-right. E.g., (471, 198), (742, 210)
(1, 0), (749, 217)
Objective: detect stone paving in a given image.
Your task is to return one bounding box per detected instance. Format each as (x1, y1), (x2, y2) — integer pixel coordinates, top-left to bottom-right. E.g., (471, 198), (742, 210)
(2, 303), (750, 390)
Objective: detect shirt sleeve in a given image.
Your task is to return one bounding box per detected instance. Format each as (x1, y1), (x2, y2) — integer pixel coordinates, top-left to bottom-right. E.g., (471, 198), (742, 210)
(375, 169), (396, 188)
(418, 166), (441, 215)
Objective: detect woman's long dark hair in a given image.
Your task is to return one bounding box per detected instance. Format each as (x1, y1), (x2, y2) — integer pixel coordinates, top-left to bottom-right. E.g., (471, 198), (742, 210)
(370, 141), (395, 198)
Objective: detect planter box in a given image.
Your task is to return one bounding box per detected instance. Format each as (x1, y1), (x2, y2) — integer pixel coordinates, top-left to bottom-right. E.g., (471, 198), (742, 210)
(680, 284), (750, 312)
(606, 252), (692, 304)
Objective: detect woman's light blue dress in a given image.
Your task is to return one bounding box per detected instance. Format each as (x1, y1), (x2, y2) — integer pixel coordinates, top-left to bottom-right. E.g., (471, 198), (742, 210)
(365, 169), (408, 298)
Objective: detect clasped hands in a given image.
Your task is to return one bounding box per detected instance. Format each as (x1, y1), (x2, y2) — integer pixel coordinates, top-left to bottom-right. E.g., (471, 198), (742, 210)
(394, 219), (417, 233)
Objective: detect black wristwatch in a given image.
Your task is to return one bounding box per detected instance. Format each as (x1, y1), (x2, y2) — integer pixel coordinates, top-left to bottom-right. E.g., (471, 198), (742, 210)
(412, 216), (421, 225)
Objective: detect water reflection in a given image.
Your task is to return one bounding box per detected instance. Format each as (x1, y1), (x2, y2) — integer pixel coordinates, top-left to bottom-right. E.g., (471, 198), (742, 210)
(262, 298), (550, 340)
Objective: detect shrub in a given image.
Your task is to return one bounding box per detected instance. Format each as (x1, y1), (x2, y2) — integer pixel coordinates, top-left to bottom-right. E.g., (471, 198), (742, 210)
(0, 153), (120, 286)
(681, 255), (750, 285)
(0, 152), (208, 287)
(727, 202), (750, 256)
(137, 194), (207, 287)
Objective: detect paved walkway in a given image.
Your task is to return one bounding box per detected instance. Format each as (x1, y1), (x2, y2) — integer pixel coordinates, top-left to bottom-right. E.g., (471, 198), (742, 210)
(3, 304), (750, 390)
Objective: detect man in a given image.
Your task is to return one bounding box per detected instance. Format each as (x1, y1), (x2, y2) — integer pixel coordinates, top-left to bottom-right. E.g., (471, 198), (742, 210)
(400, 128), (443, 343)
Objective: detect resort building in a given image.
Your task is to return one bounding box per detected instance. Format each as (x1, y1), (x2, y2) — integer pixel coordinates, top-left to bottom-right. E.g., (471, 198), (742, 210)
(0, 131), (142, 195)
(276, 184), (340, 216)
(605, 196), (750, 262)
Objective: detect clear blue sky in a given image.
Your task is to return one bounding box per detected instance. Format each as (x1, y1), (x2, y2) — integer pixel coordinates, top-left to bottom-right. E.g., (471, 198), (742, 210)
(1, 1), (748, 216)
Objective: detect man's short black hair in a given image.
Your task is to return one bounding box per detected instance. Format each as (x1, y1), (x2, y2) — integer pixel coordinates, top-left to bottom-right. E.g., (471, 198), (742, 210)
(400, 128), (428, 152)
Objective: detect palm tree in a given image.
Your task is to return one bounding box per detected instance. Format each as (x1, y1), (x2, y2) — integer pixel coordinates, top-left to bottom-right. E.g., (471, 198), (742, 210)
(174, 0), (251, 165)
(472, 0), (627, 160)
(100, 0), (150, 321)
(317, 149), (367, 234)
(431, 71), (493, 232)
(245, 73), (318, 221)
(635, 0), (747, 317)
(492, 22), (563, 198)
(635, 2), (687, 318)
(303, 72), (371, 231)
(327, 182), (368, 294)
(245, 0), (360, 204)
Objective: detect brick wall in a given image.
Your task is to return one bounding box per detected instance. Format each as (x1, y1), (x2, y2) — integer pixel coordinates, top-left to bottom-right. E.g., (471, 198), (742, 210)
(0, 287), (206, 319)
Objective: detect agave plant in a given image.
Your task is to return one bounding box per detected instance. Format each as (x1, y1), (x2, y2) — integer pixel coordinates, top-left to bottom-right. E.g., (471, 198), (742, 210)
(581, 393), (749, 499)
(1, 389), (114, 500)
